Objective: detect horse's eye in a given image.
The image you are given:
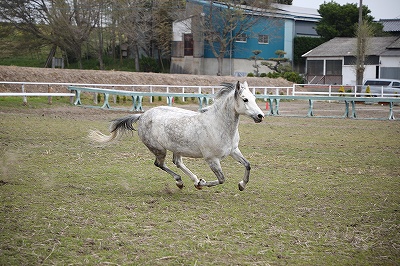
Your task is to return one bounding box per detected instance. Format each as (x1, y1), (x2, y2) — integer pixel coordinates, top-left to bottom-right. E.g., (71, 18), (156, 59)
(243, 98), (248, 103)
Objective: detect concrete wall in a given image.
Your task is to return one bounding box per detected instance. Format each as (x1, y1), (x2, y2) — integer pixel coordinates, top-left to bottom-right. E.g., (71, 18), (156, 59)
(171, 57), (204, 75)
(171, 57), (276, 76)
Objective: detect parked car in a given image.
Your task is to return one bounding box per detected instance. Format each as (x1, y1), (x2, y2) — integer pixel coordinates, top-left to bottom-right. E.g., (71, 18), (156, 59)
(361, 79), (400, 96)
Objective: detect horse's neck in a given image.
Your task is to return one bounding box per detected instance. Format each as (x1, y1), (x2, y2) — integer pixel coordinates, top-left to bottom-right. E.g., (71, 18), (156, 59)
(205, 97), (239, 132)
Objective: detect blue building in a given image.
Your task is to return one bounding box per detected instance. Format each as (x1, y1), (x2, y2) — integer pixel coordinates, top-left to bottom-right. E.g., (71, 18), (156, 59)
(171, 1), (320, 76)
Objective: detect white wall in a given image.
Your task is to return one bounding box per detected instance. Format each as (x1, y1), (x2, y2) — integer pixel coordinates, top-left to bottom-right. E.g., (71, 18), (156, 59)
(200, 58), (274, 76)
(173, 18), (191, 41)
(284, 20), (294, 60)
(380, 56), (400, 67)
(342, 65), (356, 85)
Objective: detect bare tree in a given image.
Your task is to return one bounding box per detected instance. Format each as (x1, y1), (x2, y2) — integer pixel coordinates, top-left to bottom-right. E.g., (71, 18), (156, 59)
(0, 0), (101, 69)
(355, 21), (373, 88)
(192, 0), (273, 75)
(153, 0), (185, 71)
(115, 0), (153, 71)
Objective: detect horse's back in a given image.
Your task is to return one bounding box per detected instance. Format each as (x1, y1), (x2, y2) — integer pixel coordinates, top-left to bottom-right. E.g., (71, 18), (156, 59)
(141, 106), (198, 121)
(136, 106), (204, 156)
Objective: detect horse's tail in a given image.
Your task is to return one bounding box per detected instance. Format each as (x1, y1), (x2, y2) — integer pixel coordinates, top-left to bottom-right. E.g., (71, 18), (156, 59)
(89, 114), (142, 143)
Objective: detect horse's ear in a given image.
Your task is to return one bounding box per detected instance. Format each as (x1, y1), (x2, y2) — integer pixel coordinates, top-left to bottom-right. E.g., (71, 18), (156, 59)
(236, 81), (240, 91)
(243, 81), (248, 88)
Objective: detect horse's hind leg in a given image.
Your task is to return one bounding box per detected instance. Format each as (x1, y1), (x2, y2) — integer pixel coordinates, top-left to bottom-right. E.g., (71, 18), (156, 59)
(153, 152), (184, 189)
(172, 154), (203, 189)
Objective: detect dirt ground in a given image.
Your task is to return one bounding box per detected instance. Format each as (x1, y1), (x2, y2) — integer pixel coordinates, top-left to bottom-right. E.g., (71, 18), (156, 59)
(0, 65), (293, 93)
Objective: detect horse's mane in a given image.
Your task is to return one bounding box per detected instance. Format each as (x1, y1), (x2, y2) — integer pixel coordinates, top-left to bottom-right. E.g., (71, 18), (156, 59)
(215, 83), (236, 99)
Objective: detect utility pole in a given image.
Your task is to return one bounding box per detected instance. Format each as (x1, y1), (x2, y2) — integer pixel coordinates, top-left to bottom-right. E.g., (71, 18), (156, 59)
(355, 0), (364, 90)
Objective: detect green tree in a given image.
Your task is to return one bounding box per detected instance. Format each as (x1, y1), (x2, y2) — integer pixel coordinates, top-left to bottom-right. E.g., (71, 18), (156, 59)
(316, 2), (378, 41)
(273, 0), (292, 4)
(0, 0), (102, 69)
(261, 50), (289, 73)
(249, 50), (263, 77)
(293, 36), (325, 69)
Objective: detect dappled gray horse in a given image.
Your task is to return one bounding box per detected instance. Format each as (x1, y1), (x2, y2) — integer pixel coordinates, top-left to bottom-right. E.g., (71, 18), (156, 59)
(90, 81), (264, 191)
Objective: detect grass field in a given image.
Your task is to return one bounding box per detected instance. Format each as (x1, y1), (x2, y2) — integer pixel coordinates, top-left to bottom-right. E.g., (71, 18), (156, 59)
(1, 98), (399, 265)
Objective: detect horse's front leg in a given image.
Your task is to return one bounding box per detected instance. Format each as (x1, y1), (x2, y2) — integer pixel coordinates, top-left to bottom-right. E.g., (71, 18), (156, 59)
(201, 158), (225, 188)
(230, 148), (251, 191)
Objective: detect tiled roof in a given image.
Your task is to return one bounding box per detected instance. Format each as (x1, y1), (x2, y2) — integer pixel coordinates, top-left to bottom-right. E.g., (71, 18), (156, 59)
(379, 19), (400, 32)
(302, 36), (400, 57)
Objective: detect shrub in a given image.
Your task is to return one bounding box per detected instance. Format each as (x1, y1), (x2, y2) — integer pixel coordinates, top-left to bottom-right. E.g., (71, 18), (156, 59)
(247, 73), (255, 77)
(260, 73), (267, 77)
(338, 86), (345, 96)
(139, 57), (160, 73)
(267, 72), (280, 79)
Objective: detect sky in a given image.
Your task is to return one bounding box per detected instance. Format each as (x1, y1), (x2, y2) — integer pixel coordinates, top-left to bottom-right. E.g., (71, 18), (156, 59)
(292, 0), (400, 20)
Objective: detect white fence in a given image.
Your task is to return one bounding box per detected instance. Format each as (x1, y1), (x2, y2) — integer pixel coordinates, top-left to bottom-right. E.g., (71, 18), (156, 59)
(0, 81), (293, 104)
(0, 81), (397, 104)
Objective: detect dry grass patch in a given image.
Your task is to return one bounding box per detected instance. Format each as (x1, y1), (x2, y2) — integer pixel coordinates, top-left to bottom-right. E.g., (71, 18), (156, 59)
(1, 100), (399, 265)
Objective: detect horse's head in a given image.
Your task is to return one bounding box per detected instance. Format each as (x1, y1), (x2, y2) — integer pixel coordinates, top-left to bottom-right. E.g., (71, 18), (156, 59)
(234, 81), (264, 123)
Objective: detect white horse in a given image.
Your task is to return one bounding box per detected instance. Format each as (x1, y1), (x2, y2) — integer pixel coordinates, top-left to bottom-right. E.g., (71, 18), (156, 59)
(90, 81), (264, 191)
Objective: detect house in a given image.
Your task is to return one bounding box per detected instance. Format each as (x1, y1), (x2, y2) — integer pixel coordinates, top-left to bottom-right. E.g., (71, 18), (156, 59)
(170, 0), (320, 76)
(302, 36), (400, 85)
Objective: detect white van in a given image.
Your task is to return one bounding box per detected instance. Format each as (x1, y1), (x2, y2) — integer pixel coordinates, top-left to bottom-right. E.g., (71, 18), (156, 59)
(361, 79), (400, 96)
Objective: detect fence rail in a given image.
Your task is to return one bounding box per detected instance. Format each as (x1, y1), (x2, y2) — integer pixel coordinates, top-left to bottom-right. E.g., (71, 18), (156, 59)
(1, 81), (399, 120)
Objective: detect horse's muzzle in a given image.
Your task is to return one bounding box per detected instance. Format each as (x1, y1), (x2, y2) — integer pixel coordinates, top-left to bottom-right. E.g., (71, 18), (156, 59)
(253, 114), (264, 123)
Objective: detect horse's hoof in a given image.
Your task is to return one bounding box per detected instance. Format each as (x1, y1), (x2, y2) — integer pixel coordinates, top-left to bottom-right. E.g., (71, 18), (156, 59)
(176, 183), (184, 189)
(195, 179), (206, 190)
(238, 182), (245, 191)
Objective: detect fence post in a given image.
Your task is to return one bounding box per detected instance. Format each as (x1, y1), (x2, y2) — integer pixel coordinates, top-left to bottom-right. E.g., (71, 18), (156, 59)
(149, 86), (153, 103)
(166, 86), (169, 104)
(21, 84), (27, 105)
(112, 86), (116, 104)
(48, 85), (52, 105)
(69, 89), (75, 104)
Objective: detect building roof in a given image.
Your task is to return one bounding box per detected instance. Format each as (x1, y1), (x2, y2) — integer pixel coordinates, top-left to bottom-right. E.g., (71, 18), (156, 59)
(272, 4), (320, 22)
(302, 36), (400, 57)
(187, 0), (321, 23)
(379, 19), (400, 32)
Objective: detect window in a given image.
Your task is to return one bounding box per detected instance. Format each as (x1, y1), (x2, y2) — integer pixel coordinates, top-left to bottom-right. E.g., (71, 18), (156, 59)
(344, 55), (379, 65)
(364, 80), (391, 86)
(307, 60), (323, 75)
(326, 60), (342, 75)
(236, 33), (247, 43)
(184, 34), (193, 56)
(344, 56), (356, 65)
(258, 35), (269, 44)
